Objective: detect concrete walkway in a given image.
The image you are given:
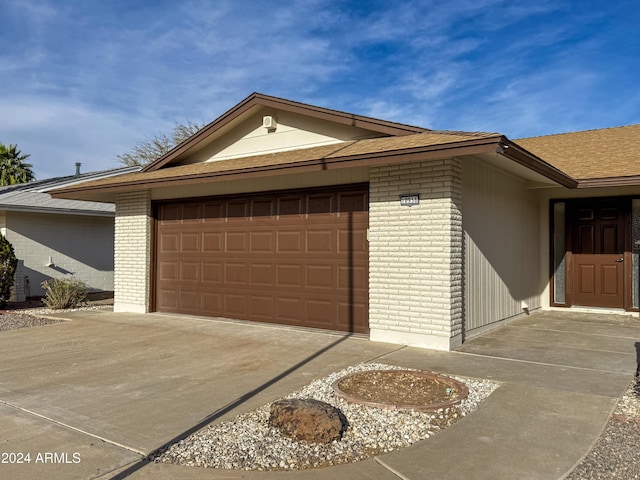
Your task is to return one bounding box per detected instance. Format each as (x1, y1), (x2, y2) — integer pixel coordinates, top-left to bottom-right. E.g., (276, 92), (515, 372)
(0, 310), (637, 480)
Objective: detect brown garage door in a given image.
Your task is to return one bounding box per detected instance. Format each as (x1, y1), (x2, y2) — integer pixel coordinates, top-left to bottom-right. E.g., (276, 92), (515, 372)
(154, 186), (369, 333)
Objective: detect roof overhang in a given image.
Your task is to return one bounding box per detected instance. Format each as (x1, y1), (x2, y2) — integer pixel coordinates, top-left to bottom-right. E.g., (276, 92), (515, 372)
(496, 139), (579, 189)
(574, 176), (640, 188)
(0, 205), (114, 217)
(50, 134), (577, 203)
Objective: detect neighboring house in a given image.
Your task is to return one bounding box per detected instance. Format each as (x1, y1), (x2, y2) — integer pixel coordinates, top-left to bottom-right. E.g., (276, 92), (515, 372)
(0, 165), (139, 301)
(50, 93), (640, 351)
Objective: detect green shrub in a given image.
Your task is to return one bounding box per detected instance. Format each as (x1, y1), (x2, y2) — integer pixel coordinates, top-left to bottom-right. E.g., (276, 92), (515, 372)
(0, 234), (18, 308)
(41, 278), (88, 309)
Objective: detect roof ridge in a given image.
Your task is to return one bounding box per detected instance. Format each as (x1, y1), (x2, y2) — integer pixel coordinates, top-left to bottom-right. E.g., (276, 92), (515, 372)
(517, 123), (640, 141)
(250, 92), (430, 133)
(0, 166), (137, 194)
(424, 129), (501, 137)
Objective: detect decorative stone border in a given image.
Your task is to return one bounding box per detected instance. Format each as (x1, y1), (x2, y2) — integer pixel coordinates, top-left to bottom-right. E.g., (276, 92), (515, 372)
(333, 369), (470, 412)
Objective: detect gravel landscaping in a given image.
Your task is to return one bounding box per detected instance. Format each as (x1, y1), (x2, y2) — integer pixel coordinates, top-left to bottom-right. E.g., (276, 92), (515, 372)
(154, 363), (499, 470)
(566, 376), (640, 480)
(2, 305), (639, 477)
(0, 311), (63, 331)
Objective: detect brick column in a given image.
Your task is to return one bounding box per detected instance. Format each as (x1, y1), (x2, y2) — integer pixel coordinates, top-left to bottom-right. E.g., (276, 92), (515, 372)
(369, 158), (463, 350)
(114, 191), (151, 313)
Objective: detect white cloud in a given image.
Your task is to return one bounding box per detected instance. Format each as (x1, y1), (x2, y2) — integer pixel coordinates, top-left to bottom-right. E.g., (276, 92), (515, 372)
(0, 96), (163, 179)
(0, 0), (638, 180)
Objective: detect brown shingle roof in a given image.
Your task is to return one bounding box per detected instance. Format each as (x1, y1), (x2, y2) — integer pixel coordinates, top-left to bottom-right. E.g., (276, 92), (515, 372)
(52, 130), (503, 195)
(517, 124), (640, 180)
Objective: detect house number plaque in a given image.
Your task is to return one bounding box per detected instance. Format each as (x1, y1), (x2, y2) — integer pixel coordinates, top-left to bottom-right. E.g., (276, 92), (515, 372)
(400, 194), (420, 207)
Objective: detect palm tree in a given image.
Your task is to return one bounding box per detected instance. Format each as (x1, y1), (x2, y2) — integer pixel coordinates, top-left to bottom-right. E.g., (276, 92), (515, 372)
(0, 143), (36, 186)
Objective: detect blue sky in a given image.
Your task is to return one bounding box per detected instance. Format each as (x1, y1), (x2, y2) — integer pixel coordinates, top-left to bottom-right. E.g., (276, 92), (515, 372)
(1, 0), (638, 179)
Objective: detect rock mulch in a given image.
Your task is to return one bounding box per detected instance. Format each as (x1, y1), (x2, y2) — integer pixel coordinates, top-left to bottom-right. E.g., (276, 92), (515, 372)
(0, 312), (63, 332)
(154, 363), (499, 471)
(566, 376), (640, 479)
(2, 305), (638, 476)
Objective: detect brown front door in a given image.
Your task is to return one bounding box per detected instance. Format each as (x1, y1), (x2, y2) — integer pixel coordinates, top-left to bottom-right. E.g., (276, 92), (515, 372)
(570, 199), (626, 308)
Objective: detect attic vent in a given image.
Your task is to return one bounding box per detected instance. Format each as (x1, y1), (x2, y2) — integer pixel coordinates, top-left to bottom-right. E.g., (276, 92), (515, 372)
(262, 115), (277, 130)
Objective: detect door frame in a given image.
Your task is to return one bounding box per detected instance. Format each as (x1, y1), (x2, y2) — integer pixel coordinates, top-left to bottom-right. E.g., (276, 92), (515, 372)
(550, 196), (635, 311)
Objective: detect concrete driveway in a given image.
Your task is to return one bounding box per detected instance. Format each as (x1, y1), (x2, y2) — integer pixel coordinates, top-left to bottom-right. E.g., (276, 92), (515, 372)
(0, 310), (637, 480)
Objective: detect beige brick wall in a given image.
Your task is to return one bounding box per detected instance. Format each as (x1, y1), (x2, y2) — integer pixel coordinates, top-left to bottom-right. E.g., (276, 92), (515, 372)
(114, 191), (151, 313)
(369, 158), (463, 350)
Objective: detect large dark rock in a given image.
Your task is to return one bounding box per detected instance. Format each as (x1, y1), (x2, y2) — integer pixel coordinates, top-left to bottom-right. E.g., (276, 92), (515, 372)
(268, 398), (347, 443)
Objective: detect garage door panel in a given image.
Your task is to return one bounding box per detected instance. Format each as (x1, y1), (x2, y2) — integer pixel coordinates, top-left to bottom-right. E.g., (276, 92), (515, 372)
(277, 264), (302, 287)
(225, 263), (247, 283)
(250, 264), (273, 285)
(277, 231), (302, 253)
(250, 296), (274, 319)
(159, 261), (178, 281)
(337, 301), (367, 330)
(179, 291), (200, 311)
(305, 299), (334, 326)
(226, 232), (247, 252)
(181, 232), (200, 252)
(155, 186), (369, 333)
(307, 230), (333, 253)
(159, 204), (181, 223)
(338, 191), (368, 213)
(276, 297), (304, 321)
(308, 194), (333, 215)
(181, 204), (202, 222)
(159, 233), (179, 253)
(180, 262), (200, 281)
(203, 232), (223, 252)
(224, 293), (248, 316)
(157, 289), (178, 309)
(338, 228), (368, 253)
(202, 263), (222, 283)
(306, 265), (334, 289)
(252, 198), (275, 218)
(250, 231), (274, 252)
(338, 265), (368, 290)
(227, 200), (248, 218)
(203, 201), (225, 221)
(278, 197), (304, 217)
(202, 292), (222, 312)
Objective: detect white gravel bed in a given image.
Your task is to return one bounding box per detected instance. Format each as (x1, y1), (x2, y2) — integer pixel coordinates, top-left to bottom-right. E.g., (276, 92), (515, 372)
(16, 304), (113, 316)
(0, 312), (63, 331)
(155, 363), (499, 471)
(566, 376), (640, 480)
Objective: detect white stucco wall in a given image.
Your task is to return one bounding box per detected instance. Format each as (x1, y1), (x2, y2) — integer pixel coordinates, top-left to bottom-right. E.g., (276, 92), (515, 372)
(4, 211), (115, 300)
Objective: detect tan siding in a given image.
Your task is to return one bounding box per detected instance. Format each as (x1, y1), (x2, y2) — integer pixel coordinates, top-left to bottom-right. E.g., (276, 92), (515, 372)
(188, 110), (383, 164)
(463, 157), (541, 334)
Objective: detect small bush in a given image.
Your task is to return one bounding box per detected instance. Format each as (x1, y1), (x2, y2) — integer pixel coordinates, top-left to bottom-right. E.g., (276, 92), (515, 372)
(41, 278), (88, 309)
(0, 234), (18, 308)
